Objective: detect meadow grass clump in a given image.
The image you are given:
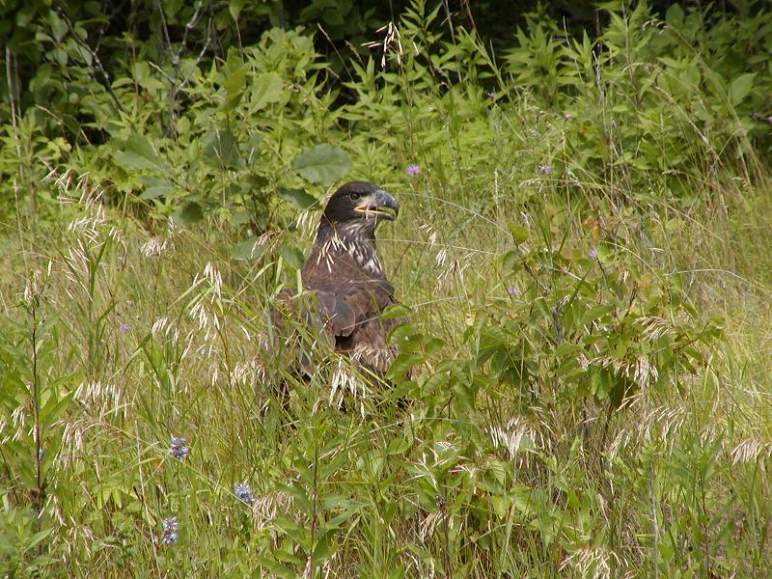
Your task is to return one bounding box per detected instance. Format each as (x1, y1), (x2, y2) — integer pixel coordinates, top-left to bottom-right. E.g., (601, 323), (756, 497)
(0, 1), (770, 577)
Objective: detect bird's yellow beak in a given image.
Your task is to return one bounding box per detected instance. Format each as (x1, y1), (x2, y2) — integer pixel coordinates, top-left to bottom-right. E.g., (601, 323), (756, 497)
(354, 189), (399, 221)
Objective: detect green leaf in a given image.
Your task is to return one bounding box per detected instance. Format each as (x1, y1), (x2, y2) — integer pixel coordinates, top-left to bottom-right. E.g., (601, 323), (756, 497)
(229, 0), (246, 20)
(386, 353), (423, 381)
(232, 237), (265, 261)
(138, 176), (176, 200)
(277, 188), (318, 209)
(665, 3), (684, 25)
(27, 527), (54, 550)
(279, 244), (305, 270)
(204, 128), (242, 170)
(311, 528), (335, 562)
(386, 437), (410, 455)
(508, 224), (529, 244)
(132, 61), (164, 93)
(501, 249), (522, 272)
(581, 304), (615, 325)
(40, 391), (74, 425)
(293, 144), (351, 185)
(222, 65), (247, 110)
(728, 73), (755, 106)
(113, 135), (165, 173)
(175, 201), (204, 224)
(381, 304), (412, 320)
(251, 72), (284, 111)
(491, 495), (510, 519)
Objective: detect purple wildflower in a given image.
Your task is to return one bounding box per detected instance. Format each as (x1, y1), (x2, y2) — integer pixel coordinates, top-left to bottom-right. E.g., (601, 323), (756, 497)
(506, 287), (520, 298)
(750, 112), (772, 124)
(486, 91), (496, 101)
(169, 436), (189, 461)
(589, 247), (598, 261)
(119, 323), (130, 334)
(161, 517), (178, 545)
(537, 164), (553, 175)
(406, 164), (420, 176)
(234, 482), (254, 505)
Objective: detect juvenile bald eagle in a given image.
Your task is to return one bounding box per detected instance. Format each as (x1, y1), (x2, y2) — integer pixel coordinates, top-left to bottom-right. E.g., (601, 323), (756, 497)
(277, 181), (402, 375)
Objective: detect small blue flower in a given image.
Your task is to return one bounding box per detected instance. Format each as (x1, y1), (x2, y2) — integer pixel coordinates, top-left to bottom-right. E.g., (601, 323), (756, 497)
(406, 164), (420, 176)
(589, 247), (599, 261)
(234, 482), (254, 505)
(161, 517), (178, 545)
(169, 436), (189, 461)
(537, 164), (552, 175)
(119, 323), (130, 334)
(486, 91), (496, 101)
(506, 287), (519, 298)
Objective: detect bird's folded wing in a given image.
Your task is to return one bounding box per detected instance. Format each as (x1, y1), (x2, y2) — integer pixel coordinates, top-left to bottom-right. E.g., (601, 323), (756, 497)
(315, 280), (394, 338)
(316, 290), (357, 336)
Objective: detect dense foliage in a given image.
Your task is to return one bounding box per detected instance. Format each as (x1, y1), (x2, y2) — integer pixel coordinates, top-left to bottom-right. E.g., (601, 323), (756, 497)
(1, 1), (770, 577)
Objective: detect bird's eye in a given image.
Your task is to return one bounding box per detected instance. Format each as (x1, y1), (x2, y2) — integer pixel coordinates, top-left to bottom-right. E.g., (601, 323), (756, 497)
(350, 192), (361, 200)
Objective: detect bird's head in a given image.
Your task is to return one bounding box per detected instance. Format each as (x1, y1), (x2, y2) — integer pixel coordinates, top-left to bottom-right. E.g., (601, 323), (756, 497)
(322, 181), (399, 229)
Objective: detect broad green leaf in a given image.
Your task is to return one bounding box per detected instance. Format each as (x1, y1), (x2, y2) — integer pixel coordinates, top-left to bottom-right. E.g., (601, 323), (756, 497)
(113, 135), (165, 173)
(279, 244), (305, 270)
(581, 304), (615, 325)
(728, 73), (755, 106)
(387, 437), (411, 455)
(491, 495), (510, 519)
(251, 72), (284, 111)
(232, 237), (265, 261)
(132, 61), (164, 93)
(222, 65), (247, 110)
(229, 0), (246, 20)
(293, 144), (351, 185)
(204, 128), (242, 170)
(508, 223), (529, 244)
(27, 527), (54, 550)
(311, 528), (335, 562)
(381, 304), (412, 320)
(40, 391), (74, 425)
(175, 201), (204, 224)
(501, 249), (522, 272)
(277, 187), (318, 209)
(665, 3), (684, 24)
(138, 176), (176, 200)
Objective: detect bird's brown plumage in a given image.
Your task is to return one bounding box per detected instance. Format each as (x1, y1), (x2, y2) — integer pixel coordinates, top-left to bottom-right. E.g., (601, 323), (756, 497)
(277, 181), (402, 375)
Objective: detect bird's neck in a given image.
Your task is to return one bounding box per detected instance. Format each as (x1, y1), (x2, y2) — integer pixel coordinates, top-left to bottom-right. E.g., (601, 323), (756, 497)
(314, 221), (383, 276)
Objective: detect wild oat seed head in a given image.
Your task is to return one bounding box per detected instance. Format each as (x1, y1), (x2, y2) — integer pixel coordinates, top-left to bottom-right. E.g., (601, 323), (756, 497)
(140, 236), (173, 257)
(363, 21), (403, 68)
(151, 316), (170, 336)
(330, 359), (370, 416)
(560, 546), (615, 579)
(203, 262), (223, 300)
(731, 438), (771, 465)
